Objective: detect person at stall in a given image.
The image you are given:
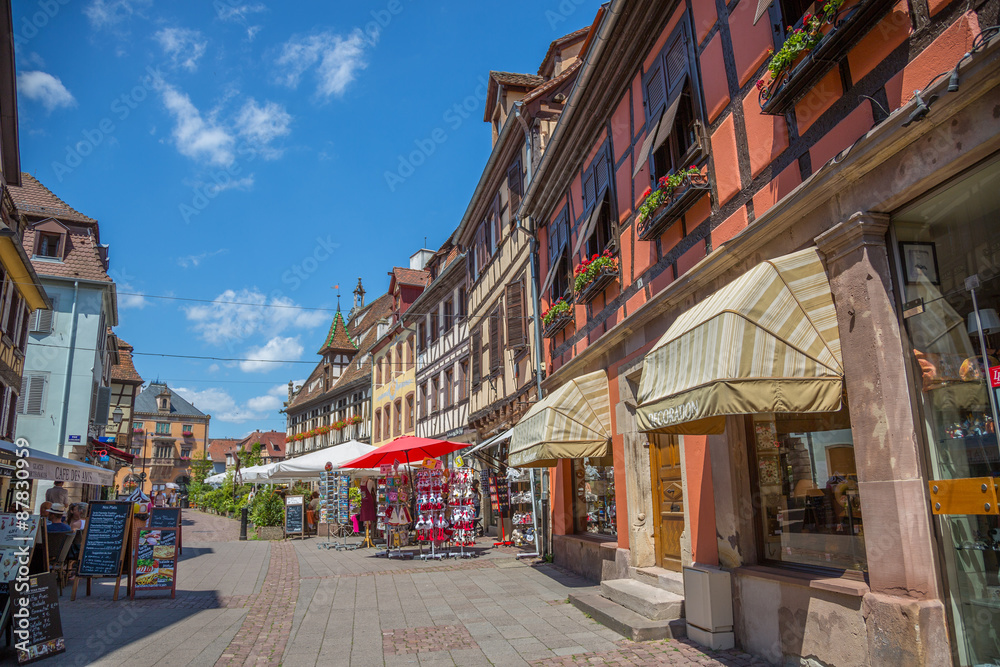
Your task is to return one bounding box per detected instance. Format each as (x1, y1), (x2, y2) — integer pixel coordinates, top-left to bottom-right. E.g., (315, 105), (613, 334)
(46, 504), (71, 533)
(154, 490), (166, 507)
(45, 481), (68, 506)
(68, 504), (87, 531)
(307, 491), (320, 533)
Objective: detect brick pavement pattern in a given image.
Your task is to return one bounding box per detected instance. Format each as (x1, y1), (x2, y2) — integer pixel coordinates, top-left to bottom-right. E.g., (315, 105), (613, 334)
(215, 540), (299, 667)
(382, 625), (478, 655)
(529, 639), (768, 666)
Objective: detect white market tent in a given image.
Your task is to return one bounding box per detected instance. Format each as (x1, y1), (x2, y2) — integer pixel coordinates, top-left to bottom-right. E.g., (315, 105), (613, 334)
(204, 464), (278, 485)
(267, 440), (377, 480)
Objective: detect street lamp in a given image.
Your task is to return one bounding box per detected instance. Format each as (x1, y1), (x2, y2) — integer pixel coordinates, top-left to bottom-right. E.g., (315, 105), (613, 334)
(112, 406), (124, 424)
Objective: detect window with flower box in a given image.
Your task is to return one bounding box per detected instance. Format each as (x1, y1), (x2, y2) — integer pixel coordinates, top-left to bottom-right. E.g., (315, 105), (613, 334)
(542, 209), (571, 304)
(754, 0), (897, 115)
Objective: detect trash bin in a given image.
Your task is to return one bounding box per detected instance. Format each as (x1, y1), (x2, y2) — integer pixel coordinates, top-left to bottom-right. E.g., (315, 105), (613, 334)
(181, 497), (189, 509)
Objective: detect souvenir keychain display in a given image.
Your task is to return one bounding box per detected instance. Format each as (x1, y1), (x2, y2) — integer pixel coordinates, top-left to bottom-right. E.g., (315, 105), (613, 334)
(483, 470), (512, 547)
(416, 467), (449, 560)
(508, 467), (535, 548)
(380, 463), (413, 559)
(448, 464), (477, 558)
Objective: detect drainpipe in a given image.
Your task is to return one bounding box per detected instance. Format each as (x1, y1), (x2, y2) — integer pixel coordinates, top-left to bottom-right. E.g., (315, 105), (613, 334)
(57, 280), (80, 458)
(514, 103), (548, 560)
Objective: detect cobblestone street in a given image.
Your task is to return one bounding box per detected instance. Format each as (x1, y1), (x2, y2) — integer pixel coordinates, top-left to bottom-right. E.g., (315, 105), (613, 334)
(14, 511), (768, 666)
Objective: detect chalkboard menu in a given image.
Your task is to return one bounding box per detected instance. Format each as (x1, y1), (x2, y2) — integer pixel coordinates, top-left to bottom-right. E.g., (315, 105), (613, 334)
(0, 516), (44, 632)
(148, 507), (180, 529)
(130, 528), (177, 599)
(284, 495), (304, 537)
(77, 501), (132, 577)
(12, 572), (65, 664)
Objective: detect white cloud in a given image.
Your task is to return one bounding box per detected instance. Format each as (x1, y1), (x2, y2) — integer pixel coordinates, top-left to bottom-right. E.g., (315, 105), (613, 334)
(156, 81), (234, 166)
(84, 0), (152, 29)
(235, 98), (291, 145)
(207, 364), (220, 373)
(17, 72), (76, 112)
(240, 336), (304, 373)
(209, 175), (255, 193)
(247, 394), (281, 412)
(174, 378), (300, 424)
(118, 282), (147, 309)
(177, 248), (229, 269)
(155, 28), (208, 72)
(274, 28), (373, 98)
(184, 289), (327, 346)
(216, 1), (266, 23)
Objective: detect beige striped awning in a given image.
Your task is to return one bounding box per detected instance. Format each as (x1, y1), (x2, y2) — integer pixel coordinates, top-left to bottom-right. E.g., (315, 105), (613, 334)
(637, 248), (844, 435)
(509, 370), (612, 468)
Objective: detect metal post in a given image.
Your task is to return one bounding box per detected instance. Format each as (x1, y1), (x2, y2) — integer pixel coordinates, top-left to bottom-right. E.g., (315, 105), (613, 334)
(239, 506), (248, 541)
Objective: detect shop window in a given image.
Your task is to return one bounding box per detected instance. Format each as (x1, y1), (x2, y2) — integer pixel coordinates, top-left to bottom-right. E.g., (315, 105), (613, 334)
(572, 457), (617, 536)
(891, 156), (1000, 665)
(751, 408), (866, 572)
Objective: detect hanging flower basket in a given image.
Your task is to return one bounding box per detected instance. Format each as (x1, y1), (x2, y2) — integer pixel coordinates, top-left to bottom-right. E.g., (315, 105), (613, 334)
(133, 428), (144, 434)
(182, 431), (194, 437)
(349, 414), (363, 425)
(635, 166), (710, 241)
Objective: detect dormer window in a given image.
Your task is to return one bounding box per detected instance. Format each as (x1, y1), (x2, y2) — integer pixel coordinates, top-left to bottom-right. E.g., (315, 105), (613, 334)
(157, 396), (170, 411)
(38, 233), (62, 258)
(31, 220), (70, 261)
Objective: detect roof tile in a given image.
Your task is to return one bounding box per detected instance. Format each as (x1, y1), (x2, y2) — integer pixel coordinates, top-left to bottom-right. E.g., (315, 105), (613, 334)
(9, 173), (97, 224)
(490, 71), (546, 88)
(110, 337), (143, 383)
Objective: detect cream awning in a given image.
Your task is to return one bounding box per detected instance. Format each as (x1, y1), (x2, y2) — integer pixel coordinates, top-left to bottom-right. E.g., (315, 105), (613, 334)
(637, 248), (844, 434)
(509, 370), (612, 468)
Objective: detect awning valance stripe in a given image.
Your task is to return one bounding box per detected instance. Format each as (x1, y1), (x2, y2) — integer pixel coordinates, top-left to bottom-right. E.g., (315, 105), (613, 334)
(637, 248), (844, 434)
(509, 370), (612, 468)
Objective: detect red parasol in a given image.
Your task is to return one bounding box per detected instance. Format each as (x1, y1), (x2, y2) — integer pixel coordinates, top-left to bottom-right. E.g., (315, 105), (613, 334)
(339, 436), (467, 469)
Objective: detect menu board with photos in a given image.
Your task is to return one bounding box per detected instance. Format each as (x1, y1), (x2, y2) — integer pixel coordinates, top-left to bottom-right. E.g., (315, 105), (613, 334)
(12, 572), (65, 664)
(77, 501), (132, 578)
(284, 495), (304, 536)
(131, 527), (177, 598)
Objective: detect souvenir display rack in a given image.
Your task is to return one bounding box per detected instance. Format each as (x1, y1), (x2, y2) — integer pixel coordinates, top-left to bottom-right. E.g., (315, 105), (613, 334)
(582, 463), (616, 536)
(482, 470), (512, 546)
(448, 466), (477, 558)
(378, 465), (413, 559)
(508, 468), (536, 550)
(416, 467), (449, 560)
(320, 471), (357, 551)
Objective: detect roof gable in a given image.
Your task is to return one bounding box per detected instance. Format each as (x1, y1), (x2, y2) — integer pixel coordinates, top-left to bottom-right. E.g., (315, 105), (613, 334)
(135, 383), (207, 417)
(318, 309), (357, 355)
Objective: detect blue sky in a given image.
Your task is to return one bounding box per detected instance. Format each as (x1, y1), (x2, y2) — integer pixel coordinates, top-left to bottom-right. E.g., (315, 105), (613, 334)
(13, 0), (600, 438)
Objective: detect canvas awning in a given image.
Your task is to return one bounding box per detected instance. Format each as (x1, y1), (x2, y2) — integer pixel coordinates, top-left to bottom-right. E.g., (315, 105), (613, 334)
(268, 440), (377, 479)
(464, 429), (512, 456)
(0, 440), (115, 486)
(509, 370), (612, 468)
(636, 248), (844, 434)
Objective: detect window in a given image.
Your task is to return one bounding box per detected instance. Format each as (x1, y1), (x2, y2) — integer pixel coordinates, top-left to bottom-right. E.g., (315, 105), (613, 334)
(182, 424), (192, 433)
(507, 159), (523, 213)
(420, 382), (429, 419)
(406, 394), (414, 431)
(751, 408), (864, 571)
(443, 298), (453, 334)
(130, 447), (141, 457)
(36, 233), (62, 258)
(430, 306), (439, 343)
(155, 422), (170, 435)
(134, 422), (143, 430)
(579, 148), (616, 260)
(16, 374), (46, 415)
(488, 304), (502, 374)
(572, 458), (616, 537)
(545, 210), (571, 302)
(457, 287), (467, 320)
(489, 194), (502, 250)
(417, 321), (426, 353)
(505, 279), (526, 350)
(443, 369), (453, 409)
(406, 337), (414, 369)
(393, 399), (402, 437)
(459, 361), (469, 401)
(181, 448), (192, 459)
(384, 406), (392, 440)
(471, 328), (482, 388)
(155, 446), (173, 459)
(374, 409), (381, 441)
(430, 377), (439, 414)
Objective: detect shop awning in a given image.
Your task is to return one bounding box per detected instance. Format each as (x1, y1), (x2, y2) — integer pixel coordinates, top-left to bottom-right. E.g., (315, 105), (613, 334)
(91, 439), (134, 464)
(636, 248), (844, 434)
(464, 429), (512, 456)
(268, 440), (377, 480)
(509, 370), (612, 468)
(0, 440), (115, 486)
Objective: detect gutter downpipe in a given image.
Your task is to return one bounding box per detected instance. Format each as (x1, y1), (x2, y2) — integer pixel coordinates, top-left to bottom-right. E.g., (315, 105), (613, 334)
(57, 280), (80, 458)
(514, 102), (545, 561)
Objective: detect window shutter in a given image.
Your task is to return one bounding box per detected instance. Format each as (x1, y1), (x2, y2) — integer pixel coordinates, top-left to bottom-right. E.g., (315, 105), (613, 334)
(505, 280), (525, 349)
(595, 152), (610, 200)
(471, 329), (482, 387)
(492, 195), (502, 248)
(488, 305), (501, 373)
(643, 60), (667, 117)
(95, 386), (112, 426)
(21, 375), (45, 415)
(507, 161), (522, 212)
(31, 308), (53, 334)
(664, 33), (688, 93)
(583, 169), (596, 212)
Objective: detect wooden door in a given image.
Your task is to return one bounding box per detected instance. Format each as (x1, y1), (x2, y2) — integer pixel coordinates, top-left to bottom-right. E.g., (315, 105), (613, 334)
(650, 433), (684, 571)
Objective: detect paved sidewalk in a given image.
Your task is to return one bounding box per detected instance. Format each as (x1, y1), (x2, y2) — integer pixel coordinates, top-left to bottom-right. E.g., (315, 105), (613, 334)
(0, 511), (767, 666)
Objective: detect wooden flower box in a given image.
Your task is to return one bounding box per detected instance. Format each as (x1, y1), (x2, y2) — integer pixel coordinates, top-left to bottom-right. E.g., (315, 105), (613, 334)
(575, 264), (619, 304)
(636, 175), (711, 241)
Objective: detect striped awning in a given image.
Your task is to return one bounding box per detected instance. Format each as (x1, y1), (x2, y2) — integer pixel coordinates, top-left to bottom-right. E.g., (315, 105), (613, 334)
(509, 370), (612, 468)
(637, 248), (844, 434)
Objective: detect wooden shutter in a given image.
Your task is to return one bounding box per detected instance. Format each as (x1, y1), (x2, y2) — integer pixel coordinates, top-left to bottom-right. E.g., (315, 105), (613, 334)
(32, 308), (53, 334)
(507, 160), (522, 212)
(505, 280), (525, 349)
(583, 169), (596, 211)
(488, 305), (501, 373)
(492, 195), (502, 248)
(471, 329), (482, 387)
(595, 151), (610, 201)
(664, 33), (688, 94)
(643, 58), (667, 117)
(18, 375), (45, 415)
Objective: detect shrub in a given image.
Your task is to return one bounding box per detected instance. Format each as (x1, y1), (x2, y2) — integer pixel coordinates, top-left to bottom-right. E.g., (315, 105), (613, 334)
(250, 491), (284, 527)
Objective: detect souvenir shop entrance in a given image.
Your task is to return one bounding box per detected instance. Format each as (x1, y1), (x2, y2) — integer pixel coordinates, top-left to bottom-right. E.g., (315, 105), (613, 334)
(649, 433), (683, 572)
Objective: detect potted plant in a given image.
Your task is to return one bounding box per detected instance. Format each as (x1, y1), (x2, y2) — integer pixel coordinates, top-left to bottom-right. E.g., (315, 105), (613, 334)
(250, 491), (285, 540)
(542, 298), (573, 336)
(574, 249), (619, 301)
(133, 427), (144, 434)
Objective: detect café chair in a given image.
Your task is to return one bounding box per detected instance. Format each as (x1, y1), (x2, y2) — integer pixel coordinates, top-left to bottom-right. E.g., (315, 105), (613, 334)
(47, 530), (77, 595)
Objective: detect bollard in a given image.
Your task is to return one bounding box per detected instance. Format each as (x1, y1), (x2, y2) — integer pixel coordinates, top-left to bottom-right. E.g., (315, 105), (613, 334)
(239, 506), (248, 541)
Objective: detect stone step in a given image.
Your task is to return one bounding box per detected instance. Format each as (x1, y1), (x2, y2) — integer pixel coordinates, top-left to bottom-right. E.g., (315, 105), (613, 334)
(600, 578), (685, 621)
(569, 593), (687, 642)
(630, 565), (685, 596)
